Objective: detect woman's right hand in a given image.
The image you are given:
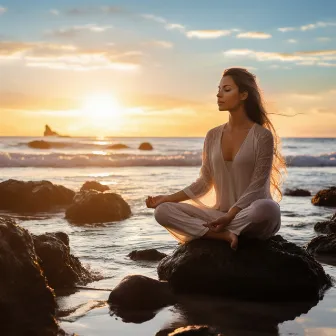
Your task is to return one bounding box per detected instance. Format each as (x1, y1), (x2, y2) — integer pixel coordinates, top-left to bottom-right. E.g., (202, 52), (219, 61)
(145, 195), (169, 209)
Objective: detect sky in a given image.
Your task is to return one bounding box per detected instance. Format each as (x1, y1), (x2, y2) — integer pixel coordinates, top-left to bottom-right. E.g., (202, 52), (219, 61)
(0, 0), (335, 137)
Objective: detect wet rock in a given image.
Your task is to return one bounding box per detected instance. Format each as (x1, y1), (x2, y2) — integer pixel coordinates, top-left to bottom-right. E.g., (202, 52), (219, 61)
(128, 248), (167, 261)
(307, 234), (336, 255)
(33, 231), (100, 289)
(65, 190), (131, 224)
(28, 140), (51, 149)
(158, 236), (332, 301)
(139, 142), (153, 150)
(0, 179), (75, 212)
(80, 180), (110, 192)
(314, 212), (336, 234)
(311, 186), (336, 206)
(108, 144), (130, 149)
(44, 124), (59, 136)
(284, 188), (311, 196)
(0, 216), (59, 335)
(108, 275), (176, 311)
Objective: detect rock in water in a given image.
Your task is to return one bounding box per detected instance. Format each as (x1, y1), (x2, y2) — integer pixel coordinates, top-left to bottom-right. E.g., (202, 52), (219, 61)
(139, 142), (153, 150)
(157, 236), (332, 301)
(307, 234), (336, 255)
(128, 248), (167, 261)
(0, 216), (59, 335)
(311, 187), (336, 206)
(33, 231), (101, 289)
(107, 144), (130, 149)
(314, 212), (336, 234)
(44, 124), (59, 136)
(28, 140), (51, 149)
(0, 179), (75, 212)
(65, 190), (131, 224)
(284, 188), (311, 196)
(80, 180), (110, 192)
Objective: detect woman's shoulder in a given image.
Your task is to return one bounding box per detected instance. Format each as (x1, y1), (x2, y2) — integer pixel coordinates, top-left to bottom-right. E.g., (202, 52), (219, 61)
(206, 124), (223, 139)
(254, 123), (273, 139)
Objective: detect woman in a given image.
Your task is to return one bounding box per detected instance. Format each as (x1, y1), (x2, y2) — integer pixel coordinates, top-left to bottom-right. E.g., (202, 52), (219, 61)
(145, 67), (287, 250)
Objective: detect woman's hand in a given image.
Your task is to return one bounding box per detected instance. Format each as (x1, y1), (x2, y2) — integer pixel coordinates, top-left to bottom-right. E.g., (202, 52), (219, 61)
(146, 195), (169, 209)
(203, 214), (233, 232)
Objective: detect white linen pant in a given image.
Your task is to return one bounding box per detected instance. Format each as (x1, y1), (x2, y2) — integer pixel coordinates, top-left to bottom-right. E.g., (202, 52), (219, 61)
(154, 199), (281, 243)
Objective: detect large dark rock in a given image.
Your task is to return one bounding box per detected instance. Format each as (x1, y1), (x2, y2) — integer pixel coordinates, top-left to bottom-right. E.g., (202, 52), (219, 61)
(128, 248), (167, 261)
(28, 140), (51, 149)
(139, 142), (153, 150)
(311, 186), (336, 206)
(33, 231), (101, 289)
(0, 179), (75, 212)
(0, 216), (59, 335)
(284, 188), (311, 196)
(157, 236), (332, 301)
(108, 275), (176, 323)
(65, 190), (131, 224)
(307, 234), (336, 255)
(44, 124), (59, 136)
(314, 212), (336, 234)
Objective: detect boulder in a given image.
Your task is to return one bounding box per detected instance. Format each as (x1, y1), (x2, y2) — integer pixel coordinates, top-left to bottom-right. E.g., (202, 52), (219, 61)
(107, 144), (130, 149)
(311, 186), (336, 206)
(314, 213), (336, 234)
(0, 216), (59, 335)
(139, 142), (153, 150)
(157, 236), (332, 301)
(44, 124), (59, 136)
(108, 275), (175, 311)
(0, 179), (75, 212)
(33, 232), (101, 289)
(28, 140), (51, 149)
(307, 234), (336, 255)
(128, 248), (167, 261)
(284, 188), (311, 196)
(65, 190), (131, 224)
(80, 181), (110, 192)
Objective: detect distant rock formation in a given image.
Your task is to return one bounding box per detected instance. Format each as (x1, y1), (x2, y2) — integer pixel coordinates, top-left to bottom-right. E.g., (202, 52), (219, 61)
(139, 142), (153, 150)
(44, 124), (59, 136)
(108, 144), (130, 149)
(80, 180), (110, 192)
(28, 140), (51, 149)
(284, 188), (311, 196)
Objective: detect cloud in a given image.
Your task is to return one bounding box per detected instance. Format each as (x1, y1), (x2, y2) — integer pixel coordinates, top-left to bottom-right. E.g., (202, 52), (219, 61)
(0, 6), (7, 15)
(287, 39), (297, 43)
(187, 30), (231, 39)
(222, 48), (336, 67)
(45, 24), (112, 38)
(143, 40), (173, 49)
(50, 9), (60, 16)
(278, 21), (336, 32)
(236, 32), (272, 39)
(289, 93), (323, 101)
(316, 37), (332, 42)
(0, 41), (142, 71)
(166, 23), (186, 32)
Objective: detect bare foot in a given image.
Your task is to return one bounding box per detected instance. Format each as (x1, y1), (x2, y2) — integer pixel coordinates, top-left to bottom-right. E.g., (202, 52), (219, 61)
(203, 230), (238, 250)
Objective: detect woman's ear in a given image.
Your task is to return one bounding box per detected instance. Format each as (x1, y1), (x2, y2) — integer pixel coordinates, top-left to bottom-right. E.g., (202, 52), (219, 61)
(241, 91), (248, 101)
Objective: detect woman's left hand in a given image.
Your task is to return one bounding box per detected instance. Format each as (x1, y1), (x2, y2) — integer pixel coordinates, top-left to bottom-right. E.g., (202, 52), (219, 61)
(203, 214), (232, 232)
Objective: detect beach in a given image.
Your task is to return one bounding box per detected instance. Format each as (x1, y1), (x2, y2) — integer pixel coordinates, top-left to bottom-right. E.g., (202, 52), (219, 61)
(0, 135), (335, 335)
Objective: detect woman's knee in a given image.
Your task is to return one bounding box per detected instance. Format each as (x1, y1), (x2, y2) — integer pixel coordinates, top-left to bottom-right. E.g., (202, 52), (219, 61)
(154, 202), (172, 224)
(249, 199), (280, 224)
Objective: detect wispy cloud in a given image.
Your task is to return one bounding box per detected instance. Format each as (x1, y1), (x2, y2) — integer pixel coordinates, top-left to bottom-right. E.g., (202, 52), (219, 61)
(0, 41), (141, 71)
(0, 6), (7, 15)
(316, 37), (332, 42)
(143, 40), (173, 49)
(278, 21), (336, 32)
(236, 32), (272, 39)
(45, 24), (112, 38)
(223, 48), (336, 67)
(287, 39), (297, 43)
(187, 30), (231, 39)
(50, 9), (59, 16)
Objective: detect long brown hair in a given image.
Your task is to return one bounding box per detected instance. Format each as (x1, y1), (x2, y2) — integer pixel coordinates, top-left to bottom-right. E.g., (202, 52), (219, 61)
(223, 67), (287, 202)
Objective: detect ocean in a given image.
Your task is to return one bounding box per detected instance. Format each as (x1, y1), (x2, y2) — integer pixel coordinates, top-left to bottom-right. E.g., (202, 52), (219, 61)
(0, 134), (335, 335)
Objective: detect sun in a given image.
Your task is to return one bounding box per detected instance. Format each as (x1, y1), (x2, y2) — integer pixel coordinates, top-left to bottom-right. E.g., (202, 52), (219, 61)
(82, 93), (123, 120)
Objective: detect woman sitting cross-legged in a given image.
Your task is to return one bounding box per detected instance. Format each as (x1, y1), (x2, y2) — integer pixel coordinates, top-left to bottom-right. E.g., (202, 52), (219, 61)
(146, 67), (287, 250)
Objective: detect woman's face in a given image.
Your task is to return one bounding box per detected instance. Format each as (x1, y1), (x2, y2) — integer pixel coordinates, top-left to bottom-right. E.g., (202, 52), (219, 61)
(216, 75), (246, 111)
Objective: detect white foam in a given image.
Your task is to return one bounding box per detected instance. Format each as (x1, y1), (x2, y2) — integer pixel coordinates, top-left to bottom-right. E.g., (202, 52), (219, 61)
(1, 151), (336, 168)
